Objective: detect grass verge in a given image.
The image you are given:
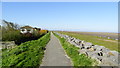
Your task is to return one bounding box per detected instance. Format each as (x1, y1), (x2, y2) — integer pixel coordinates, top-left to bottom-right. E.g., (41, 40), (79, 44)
(53, 32), (97, 67)
(57, 31), (119, 52)
(2, 32), (50, 67)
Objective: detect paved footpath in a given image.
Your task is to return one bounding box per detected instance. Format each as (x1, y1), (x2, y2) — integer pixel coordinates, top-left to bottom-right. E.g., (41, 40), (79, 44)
(40, 32), (72, 66)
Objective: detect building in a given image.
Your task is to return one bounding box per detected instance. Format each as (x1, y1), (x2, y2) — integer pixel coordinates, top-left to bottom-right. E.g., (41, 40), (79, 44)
(20, 26), (33, 34)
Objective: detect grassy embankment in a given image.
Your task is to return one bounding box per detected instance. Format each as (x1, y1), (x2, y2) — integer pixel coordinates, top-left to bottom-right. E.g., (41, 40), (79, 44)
(2, 33), (50, 67)
(57, 31), (119, 52)
(53, 32), (97, 67)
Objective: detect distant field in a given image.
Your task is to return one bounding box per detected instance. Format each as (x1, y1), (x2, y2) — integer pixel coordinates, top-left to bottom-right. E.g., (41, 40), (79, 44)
(65, 31), (118, 40)
(57, 31), (119, 52)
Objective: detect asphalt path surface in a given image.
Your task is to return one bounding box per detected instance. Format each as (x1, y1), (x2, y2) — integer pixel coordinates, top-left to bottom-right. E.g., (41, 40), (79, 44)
(40, 32), (72, 66)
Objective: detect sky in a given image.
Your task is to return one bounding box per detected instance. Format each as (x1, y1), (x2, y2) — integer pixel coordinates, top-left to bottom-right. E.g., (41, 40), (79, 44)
(1, 0), (119, 2)
(2, 2), (118, 32)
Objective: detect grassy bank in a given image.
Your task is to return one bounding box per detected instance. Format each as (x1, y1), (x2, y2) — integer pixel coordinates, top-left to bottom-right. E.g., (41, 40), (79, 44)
(2, 33), (50, 67)
(53, 32), (97, 67)
(57, 31), (119, 52)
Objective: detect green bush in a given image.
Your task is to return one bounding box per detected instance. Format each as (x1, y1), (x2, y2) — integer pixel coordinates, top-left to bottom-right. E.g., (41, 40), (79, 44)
(2, 30), (20, 41)
(2, 33), (50, 67)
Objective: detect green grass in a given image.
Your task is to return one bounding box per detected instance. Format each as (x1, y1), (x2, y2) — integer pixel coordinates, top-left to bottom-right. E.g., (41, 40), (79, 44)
(57, 31), (119, 52)
(2, 33), (50, 67)
(53, 32), (97, 67)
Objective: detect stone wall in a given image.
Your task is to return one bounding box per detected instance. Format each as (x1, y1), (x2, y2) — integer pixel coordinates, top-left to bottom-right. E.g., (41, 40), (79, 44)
(55, 32), (120, 67)
(0, 41), (16, 50)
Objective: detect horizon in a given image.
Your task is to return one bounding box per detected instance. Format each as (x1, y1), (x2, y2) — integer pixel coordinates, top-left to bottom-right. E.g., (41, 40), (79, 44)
(51, 30), (118, 33)
(2, 2), (118, 33)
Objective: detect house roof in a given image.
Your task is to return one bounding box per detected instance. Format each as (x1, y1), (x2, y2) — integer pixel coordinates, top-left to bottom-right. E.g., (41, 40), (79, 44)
(20, 26), (33, 29)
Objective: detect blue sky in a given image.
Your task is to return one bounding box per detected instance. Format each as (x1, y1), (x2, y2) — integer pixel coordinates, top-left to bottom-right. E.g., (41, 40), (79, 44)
(2, 2), (118, 32)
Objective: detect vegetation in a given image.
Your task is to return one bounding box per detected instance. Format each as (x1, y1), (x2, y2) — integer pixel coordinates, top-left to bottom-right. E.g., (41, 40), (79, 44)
(57, 31), (119, 52)
(2, 20), (20, 41)
(53, 32), (97, 67)
(2, 20), (48, 45)
(39, 30), (48, 35)
(2, 33), (50, 67)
